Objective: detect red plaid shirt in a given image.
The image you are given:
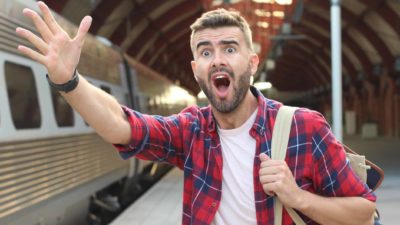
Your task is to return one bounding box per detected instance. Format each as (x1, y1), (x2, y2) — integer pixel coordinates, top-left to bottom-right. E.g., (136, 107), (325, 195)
(115, 87), (376, 225)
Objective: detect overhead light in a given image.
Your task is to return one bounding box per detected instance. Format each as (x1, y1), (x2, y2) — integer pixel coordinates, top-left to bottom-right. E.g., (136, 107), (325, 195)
(253, 0), (292, 5)
(253, 0), (274, 3)
(276, 0), (293, 5)
(255, 9), (271, 17)
(255, 9), (285, 18)
(273, 11), (285, 18)
(254, 81), (272, 90)
(257, 21), (269, 28)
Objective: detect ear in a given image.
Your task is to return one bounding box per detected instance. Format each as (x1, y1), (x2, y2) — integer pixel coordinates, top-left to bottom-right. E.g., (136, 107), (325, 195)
(249, 53), (259, 75)
(191, 60), (199, 82)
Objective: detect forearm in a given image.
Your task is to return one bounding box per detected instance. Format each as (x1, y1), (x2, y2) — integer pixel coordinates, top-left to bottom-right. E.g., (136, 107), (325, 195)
(61, 73), (131, 144)
(295, 190), (375, 225)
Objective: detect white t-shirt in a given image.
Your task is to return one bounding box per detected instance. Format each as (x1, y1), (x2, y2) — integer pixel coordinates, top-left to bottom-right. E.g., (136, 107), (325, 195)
(211, 109), (258, 225)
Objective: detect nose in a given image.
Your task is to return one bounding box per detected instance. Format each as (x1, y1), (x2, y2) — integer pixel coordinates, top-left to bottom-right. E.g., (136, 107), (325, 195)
(211, 49), (227, 68)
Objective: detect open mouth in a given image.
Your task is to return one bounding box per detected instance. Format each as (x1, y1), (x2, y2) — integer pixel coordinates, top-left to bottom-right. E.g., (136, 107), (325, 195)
(212, 74), (231, 96)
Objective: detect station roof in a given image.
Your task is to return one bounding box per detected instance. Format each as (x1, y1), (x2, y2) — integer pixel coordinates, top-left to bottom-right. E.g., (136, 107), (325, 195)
(42, 0), (400, 96)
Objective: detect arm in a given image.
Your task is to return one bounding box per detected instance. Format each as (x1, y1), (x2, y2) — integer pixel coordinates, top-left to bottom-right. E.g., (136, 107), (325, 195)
(59, 76), (131, 144)
(297, 190), (375, 225)
(259, 154), (375, 225)
(259, 110), (376, 225)
(16, 2), (131, 144)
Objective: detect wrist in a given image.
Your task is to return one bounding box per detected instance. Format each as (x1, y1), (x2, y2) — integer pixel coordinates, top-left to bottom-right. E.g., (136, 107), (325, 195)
(295, 189), (310, 212)
(46, 69), (79, 93)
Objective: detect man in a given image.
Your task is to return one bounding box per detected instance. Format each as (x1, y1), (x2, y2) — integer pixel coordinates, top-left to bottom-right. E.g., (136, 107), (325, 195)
(16, 2), (375, 225)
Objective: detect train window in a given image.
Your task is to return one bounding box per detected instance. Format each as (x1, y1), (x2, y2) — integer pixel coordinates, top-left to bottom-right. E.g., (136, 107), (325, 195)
(5, 61), (41, 129)
(50, 88), (74, 127)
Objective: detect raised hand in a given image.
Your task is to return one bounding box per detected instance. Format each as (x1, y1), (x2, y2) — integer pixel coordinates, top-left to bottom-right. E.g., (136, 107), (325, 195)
(16, 1), (92, 84)
(259, 153), (304, 208)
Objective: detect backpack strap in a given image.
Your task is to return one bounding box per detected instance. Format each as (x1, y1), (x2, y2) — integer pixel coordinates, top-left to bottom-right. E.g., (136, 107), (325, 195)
(271, 106), (305, 225)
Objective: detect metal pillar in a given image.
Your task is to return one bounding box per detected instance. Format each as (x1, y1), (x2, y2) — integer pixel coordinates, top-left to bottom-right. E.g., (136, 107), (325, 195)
(330, 0), (343, 142)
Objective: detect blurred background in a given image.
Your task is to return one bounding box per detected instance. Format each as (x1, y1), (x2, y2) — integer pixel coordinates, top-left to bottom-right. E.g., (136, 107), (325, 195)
(0, 0), (399, 224)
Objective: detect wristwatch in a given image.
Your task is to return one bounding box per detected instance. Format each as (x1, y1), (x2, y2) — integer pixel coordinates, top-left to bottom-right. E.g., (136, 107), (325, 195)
(46, 69), (79, 93)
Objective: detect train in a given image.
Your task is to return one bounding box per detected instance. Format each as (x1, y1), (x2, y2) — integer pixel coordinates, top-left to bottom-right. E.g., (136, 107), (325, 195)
(0, 0), (196, 224)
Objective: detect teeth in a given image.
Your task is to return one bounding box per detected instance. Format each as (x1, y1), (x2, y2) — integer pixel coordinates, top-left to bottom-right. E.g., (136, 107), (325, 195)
(216, 75), (226, 79)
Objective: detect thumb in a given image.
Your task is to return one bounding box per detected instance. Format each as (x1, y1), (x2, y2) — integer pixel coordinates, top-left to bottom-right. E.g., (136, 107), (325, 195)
(259, 153), (270, 162)
(75, 16), (92, 43)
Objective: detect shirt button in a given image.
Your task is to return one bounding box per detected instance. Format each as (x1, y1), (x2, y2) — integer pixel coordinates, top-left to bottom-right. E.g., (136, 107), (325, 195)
(211, 202), (217, 207)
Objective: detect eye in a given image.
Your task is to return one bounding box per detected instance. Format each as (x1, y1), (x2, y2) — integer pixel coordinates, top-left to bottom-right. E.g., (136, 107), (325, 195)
(226, 47), (236, 54)
(201, 50), (211, 57)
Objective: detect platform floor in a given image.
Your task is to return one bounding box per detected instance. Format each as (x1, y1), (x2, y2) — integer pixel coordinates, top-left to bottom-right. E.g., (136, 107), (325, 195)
(110, 169), (183, 225)
(110, 135), (400, 225)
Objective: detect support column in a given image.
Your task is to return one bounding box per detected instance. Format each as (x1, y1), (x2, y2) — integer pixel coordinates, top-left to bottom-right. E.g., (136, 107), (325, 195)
(331, 0), (343, 141)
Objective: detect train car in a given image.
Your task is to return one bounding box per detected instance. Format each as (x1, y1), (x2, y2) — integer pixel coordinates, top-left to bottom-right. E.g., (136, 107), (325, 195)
(0, 0), (196, 225)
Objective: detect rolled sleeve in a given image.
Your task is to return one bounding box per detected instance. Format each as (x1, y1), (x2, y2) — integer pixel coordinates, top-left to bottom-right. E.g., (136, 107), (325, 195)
(311, 112), (376, 202)
(113, 105), (187, 168)
(113, 106), (150, 158)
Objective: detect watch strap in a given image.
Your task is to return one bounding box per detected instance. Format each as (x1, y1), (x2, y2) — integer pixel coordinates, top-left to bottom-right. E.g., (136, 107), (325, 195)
(46, 69), (79, 93)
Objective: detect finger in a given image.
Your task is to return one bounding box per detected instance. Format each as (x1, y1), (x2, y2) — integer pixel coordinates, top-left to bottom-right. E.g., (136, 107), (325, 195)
(267, 191), (275, 196)
(259, 174), (281, 184)
(22, 8), (53, 42)
(260, 159), (285, 169)
(16, 28), (49, 54)
(74, 16), (92, 43)
(262, 183), (276, 196)
(38, 1), (63, 34)
(259, 153), (270, 161)
(259, 164), (285, 176)
(17, 45), (47, 65)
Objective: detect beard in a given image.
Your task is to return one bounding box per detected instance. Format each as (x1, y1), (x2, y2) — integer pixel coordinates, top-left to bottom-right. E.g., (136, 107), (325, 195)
(197, 64), (252, 113)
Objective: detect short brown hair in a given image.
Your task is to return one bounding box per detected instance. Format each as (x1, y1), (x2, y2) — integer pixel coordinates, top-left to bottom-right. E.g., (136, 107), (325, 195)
(190, 8), (253, 53)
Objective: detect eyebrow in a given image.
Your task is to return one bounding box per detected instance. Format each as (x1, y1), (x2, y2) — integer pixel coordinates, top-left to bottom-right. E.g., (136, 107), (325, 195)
(220, 40), (239, 46)
(195, 40), (239, 51)
(196, 41), (211, 50)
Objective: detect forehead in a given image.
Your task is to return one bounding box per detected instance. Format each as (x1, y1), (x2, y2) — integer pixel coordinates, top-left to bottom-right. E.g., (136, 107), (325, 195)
(192, 27), (245, 47)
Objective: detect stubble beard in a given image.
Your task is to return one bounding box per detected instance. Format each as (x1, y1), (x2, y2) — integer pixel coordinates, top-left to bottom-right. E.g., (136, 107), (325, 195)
(198, 64), (251, 113)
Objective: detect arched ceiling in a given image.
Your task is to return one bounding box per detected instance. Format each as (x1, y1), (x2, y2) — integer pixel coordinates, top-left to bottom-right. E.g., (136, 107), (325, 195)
(41, 0), (400, 97)
(268, 0), (400, 94)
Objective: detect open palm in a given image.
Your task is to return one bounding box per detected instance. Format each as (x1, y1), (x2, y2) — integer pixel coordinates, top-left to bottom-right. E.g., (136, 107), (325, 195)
(16, 1), (92, 84)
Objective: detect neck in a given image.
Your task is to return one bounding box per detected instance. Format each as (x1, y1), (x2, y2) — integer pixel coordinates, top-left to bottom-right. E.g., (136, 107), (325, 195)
(212, 89), (258, 129)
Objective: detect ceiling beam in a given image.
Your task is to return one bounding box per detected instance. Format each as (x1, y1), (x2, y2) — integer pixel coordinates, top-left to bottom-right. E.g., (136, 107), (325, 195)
(90, 0), (124, 34)
(277, 48), (325, 87)
(270, 42), (330, 90)
(131, 0), (200, 56)
(109, 0), (161, 45)
(274, 58), (319, 88)
(362, 0), (400, 38)
(314, 1), (394, 73)
(299, 11), (358, 80)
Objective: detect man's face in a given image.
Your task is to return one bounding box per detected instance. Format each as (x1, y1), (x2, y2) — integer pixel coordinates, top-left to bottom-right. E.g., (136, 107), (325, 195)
(191, 27), (259, 113)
